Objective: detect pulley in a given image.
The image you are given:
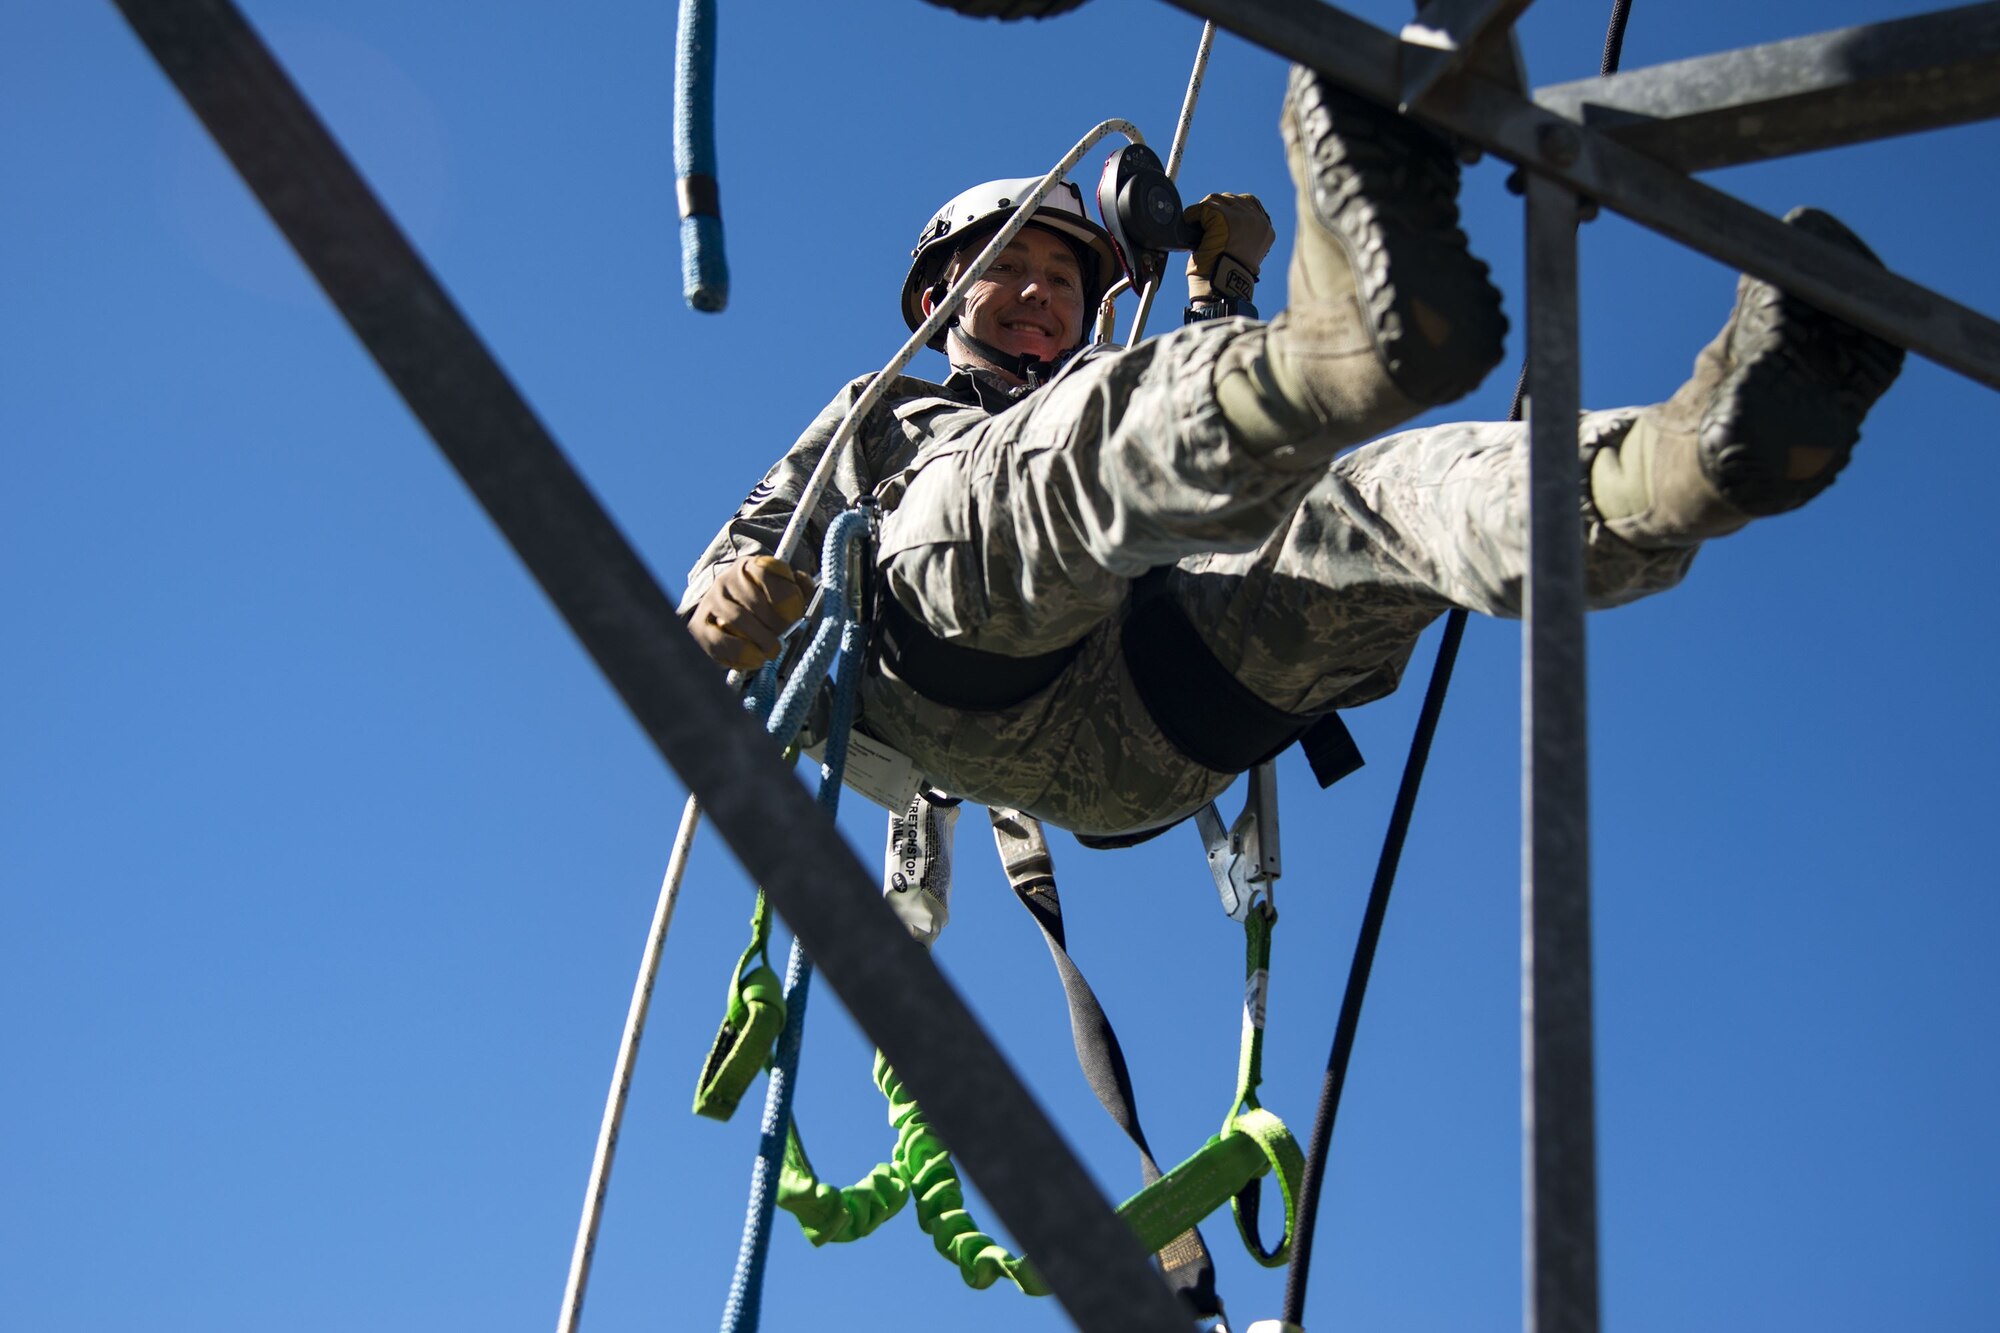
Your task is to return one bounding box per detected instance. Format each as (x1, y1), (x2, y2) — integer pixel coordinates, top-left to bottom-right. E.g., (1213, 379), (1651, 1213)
(1096, 142), (1202, 291)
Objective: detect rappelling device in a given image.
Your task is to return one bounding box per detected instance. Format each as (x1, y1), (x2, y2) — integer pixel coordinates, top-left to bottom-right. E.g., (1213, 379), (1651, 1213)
(1096, 142), (1202, 296)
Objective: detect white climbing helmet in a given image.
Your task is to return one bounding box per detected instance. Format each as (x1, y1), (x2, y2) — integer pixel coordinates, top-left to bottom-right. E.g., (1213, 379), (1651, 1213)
(900, 176), (1121, 351)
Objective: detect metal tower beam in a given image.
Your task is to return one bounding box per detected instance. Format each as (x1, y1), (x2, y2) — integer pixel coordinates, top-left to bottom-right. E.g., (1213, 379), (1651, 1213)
(1521, 174), (1599, 1333)
(1536, 2), (2000, 173)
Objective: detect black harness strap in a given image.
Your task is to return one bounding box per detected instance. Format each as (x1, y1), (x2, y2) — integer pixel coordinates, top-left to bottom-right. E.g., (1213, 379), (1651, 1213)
(876, 594), (1079, 710)
(989, 808), (1224, 1322)
(881, 573), (1364, 790)
(1122, 569), (1364, 787)
(1300, 712), (1366, 789)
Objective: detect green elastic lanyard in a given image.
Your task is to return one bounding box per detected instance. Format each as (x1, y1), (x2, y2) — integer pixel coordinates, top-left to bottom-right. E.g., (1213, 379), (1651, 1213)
(778, 1121), (909, 1246)
(1115, 902), (1304, 1267)
(776, 1052), (1048, 1294)
(692, 891), (788, 1122)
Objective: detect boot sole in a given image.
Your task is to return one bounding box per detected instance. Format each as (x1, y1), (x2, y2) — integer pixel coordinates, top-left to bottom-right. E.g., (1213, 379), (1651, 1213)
(1286, 67), (1507, 406)
(1701, 207), (1906, 515)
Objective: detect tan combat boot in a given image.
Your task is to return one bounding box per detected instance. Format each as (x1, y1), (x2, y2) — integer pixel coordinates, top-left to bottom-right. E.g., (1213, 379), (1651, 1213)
(1593, 207), (1906, 549)
(1219, 67), (1509, 454)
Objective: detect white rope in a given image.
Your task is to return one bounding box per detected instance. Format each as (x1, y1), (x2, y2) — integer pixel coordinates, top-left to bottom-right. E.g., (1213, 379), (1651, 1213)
(1125, 21), (1217, 348)
(1164, 21), (1215, 180)
(556, 794), (703, 1333)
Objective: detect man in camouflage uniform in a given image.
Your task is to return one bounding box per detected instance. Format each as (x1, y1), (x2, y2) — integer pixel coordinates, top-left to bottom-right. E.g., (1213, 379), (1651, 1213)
(683, 66), (1903, 839)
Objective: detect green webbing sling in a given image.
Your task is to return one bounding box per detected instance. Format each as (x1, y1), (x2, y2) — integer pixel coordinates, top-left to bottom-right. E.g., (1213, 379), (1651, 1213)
(1116, 903), (1303, 1267)
(693, 734), (808, 1122)
(692, 891), (787, 1122)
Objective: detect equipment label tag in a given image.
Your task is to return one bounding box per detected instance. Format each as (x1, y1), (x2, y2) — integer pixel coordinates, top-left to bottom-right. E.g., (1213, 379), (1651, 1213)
(837, 731), (921, 812)
(1244, 968), (1269, 1031)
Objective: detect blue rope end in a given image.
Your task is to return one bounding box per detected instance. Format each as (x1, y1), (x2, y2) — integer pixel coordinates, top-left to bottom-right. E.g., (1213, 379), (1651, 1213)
(682, 214), (729, 313)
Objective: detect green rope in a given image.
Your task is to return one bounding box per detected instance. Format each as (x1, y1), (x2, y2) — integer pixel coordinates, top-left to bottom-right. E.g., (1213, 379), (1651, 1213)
(775, 1052), (1047, 1292)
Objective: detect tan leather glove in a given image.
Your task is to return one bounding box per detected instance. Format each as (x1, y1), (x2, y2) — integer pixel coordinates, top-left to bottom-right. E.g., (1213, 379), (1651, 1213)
(1184, 192), (1274, 307)
(687, 556), (813, 671)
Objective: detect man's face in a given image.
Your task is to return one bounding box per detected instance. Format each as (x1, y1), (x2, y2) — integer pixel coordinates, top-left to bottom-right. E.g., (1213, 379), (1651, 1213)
(928, 224), (1088, 374)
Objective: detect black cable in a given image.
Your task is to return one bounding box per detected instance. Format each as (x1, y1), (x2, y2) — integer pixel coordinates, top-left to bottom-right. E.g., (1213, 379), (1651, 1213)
(1599, 0), (1634, 76)
(1279, 2), (1638, 1322)
(1279, 607), (1466, 1327)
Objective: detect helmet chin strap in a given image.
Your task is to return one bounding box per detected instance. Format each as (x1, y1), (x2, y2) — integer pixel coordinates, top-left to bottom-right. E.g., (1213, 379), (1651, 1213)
(948, 322), (1076, 389)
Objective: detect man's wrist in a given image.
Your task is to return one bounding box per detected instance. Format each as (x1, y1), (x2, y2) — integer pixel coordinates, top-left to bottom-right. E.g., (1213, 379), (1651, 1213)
(1185, 295), (1259, 323)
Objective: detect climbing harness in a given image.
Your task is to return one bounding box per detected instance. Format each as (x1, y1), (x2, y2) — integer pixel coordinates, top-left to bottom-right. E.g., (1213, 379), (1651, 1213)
(1122, 569), (1364, 789)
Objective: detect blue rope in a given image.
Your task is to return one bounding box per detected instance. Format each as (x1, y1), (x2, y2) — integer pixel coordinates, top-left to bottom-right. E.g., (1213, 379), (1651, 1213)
(674, 0), (728, 311)
(719, 510), (870, 1333)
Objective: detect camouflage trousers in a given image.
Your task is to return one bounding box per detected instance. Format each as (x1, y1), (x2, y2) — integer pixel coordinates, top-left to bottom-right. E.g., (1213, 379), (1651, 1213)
(864, 319), (1696, 836)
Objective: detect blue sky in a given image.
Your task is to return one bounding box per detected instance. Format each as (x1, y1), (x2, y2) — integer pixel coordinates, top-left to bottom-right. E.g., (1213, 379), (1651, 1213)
(5, 1), (1997, 1329)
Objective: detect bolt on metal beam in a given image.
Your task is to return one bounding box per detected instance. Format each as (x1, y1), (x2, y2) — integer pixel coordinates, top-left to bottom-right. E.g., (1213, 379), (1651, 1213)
(1535, 2), (2000, 173)
(109, 1), (1192, 1328)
